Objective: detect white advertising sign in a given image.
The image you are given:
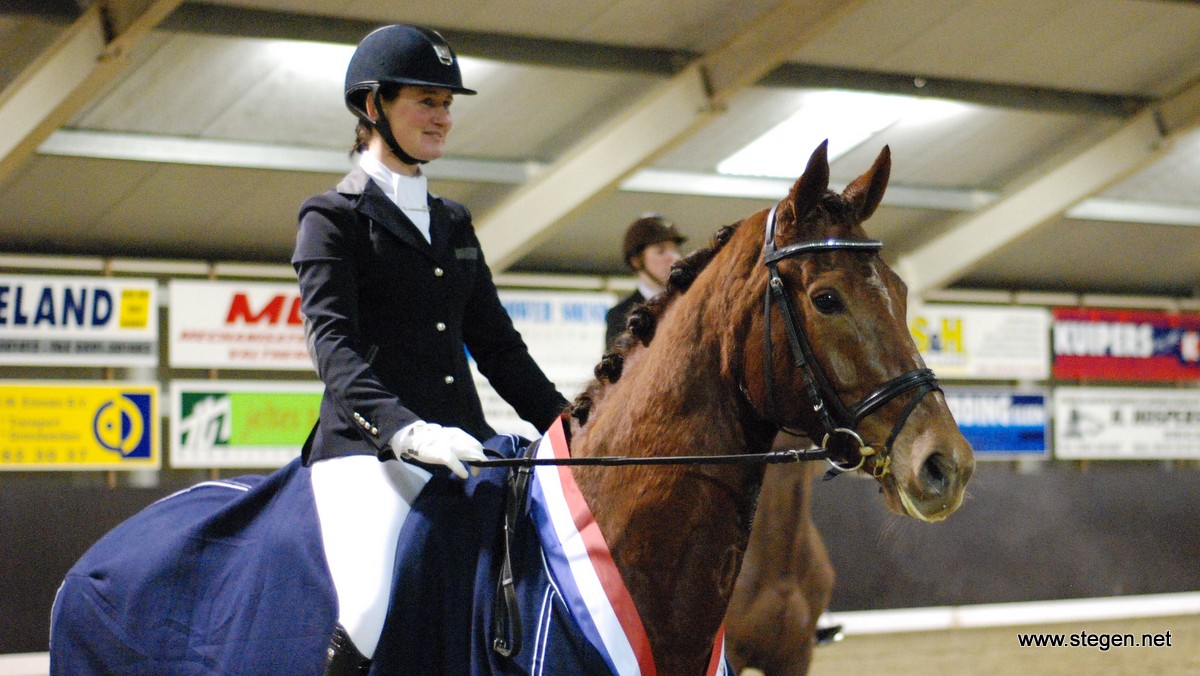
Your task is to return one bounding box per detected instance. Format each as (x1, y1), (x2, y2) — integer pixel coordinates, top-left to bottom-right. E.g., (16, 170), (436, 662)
(909, 304), (1050, 380)
(168, 280), (312, 371)
(0, 275), (157, 367)
(473, 290), (616, 437)
(1054, 386), (1200, 460)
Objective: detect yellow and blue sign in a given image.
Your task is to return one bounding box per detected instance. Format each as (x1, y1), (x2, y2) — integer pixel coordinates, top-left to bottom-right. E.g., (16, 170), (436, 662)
(0, 382), (160, 470)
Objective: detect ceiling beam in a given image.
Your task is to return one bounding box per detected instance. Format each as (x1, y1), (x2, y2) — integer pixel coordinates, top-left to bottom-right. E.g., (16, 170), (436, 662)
(39, 130), (992, 209)
(474, 0), (868, 270)
(163, 2), (1146, 118)
(898, 76), (1200, 296)
(473, 66), (718, 269)
(42, 128), (1200, 227)
(164, 2), (689, 77)
(4, 1), (87, 20)
(37, 129), (535, 182)
(761, 64), (1147, 117)
(0, 0), (183, 187)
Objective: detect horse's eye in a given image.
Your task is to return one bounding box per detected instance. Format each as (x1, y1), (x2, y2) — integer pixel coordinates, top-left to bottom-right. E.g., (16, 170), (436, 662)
(812, 291), (844, 314)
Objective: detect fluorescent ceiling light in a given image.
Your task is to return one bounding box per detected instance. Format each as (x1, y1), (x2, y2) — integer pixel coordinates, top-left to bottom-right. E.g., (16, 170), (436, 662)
(1066, 198), (1200, 227)
(717, 90), (967, 178)
(456, 56), (502, 87)
(262, 39), (356, 82)
(620, 168), (997, 211)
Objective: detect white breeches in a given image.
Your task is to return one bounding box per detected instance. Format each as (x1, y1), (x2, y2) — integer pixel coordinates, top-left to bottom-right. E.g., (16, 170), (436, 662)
(310, 455), (432, 659)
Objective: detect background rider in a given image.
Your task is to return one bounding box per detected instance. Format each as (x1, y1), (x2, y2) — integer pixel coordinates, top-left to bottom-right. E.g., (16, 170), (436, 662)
(604, 213), (686, 350)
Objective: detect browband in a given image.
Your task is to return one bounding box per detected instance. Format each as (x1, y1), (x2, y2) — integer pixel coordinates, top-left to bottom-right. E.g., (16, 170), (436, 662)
(761, 203), (883, 263)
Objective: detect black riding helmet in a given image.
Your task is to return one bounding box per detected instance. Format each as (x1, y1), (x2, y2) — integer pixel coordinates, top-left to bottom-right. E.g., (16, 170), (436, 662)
(345, 24), (476, 165)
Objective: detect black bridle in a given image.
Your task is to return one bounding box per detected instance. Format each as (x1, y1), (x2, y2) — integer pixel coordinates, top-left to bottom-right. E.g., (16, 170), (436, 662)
(760, 202), (940, 479)
(472, 204), (939, 477)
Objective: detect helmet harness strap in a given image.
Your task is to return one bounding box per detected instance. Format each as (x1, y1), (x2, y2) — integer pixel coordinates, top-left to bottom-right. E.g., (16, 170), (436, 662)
(370, 87), (427, 166)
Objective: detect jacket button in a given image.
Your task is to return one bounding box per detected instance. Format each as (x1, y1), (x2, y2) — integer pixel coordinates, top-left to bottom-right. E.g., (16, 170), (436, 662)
(444, 375), (455, 384)
(435, 322), (446, 331)
(434, 267), (444, 277)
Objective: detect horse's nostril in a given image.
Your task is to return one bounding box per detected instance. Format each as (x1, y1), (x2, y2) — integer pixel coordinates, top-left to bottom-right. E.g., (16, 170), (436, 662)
(920, 453), (951, 496)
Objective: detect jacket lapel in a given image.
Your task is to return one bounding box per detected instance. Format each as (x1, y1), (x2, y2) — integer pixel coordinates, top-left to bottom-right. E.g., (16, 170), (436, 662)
(339, 168), (438, 262)
(428, 196), (453, 260)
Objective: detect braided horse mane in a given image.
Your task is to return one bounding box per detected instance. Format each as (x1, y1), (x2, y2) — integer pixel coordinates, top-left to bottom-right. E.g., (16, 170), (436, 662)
(569, 222), (740, 429)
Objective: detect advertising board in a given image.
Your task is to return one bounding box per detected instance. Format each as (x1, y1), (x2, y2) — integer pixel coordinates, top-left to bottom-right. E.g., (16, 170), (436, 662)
(474, 290), (615, 437)
(1054, 386), (1200, 459)
(1052, 306), (1200, 381)
(943, 388), (1049, 459)
(910, 304), (1050, 380)
(0, 275), (157, 367)
(170, 380), (322, 468)
(168, 280), (311, 370)
(0, 381), (159, 470)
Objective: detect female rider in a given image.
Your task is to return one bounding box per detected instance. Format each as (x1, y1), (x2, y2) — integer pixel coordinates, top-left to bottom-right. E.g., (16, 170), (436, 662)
(292, 24), (568, 670)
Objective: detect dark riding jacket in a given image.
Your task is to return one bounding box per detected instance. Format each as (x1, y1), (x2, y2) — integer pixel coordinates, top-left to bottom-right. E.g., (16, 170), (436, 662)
(604, 289), (646, 351)
(292, 167), (567, 464)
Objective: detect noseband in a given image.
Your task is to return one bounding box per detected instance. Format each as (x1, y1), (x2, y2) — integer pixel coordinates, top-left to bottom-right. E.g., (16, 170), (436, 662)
(761, 203), (940, 479)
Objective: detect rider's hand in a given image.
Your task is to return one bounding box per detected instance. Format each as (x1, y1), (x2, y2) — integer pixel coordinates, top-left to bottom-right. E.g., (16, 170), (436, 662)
(389, 421), (485, 479)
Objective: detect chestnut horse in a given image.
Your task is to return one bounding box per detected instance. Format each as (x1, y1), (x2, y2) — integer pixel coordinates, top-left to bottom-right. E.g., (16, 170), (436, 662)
(50, 142), (972, 676)
(567, 141), (973, 673)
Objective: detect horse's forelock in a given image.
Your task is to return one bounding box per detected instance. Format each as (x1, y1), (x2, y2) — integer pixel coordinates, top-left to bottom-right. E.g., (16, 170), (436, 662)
(779, 189), (872, 244)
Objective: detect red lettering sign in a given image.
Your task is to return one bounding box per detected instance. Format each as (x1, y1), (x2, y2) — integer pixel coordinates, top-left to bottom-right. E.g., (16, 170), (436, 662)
(226, 294), (303, 326)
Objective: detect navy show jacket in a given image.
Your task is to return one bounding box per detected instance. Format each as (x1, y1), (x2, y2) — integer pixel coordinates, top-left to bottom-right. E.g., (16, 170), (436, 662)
(292, 168), (567, 464)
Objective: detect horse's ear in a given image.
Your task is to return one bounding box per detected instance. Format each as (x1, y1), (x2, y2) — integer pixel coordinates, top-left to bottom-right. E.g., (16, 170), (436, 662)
(843, 145), (891, 221)
(785, 140), (831, 223)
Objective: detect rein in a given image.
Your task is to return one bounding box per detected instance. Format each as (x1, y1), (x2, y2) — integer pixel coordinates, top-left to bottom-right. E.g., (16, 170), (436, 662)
(760, 203), (940, 480)
(469, 446), (830, 468)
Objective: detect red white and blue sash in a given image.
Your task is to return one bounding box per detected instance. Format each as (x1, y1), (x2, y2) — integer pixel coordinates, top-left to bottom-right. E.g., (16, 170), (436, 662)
(527, 417), (729, 676)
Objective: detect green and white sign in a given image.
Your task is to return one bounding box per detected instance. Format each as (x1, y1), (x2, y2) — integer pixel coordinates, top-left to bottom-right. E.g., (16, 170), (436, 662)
(170, 380), (323, 468)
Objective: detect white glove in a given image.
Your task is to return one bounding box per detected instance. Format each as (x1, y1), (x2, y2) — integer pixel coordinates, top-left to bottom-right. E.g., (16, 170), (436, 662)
(390, 421), (485, 479)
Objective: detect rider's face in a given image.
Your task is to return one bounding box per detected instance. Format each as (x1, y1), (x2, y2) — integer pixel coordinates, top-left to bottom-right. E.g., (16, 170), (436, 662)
(637, 241), (682, 289)
(375, 85), (454, 165)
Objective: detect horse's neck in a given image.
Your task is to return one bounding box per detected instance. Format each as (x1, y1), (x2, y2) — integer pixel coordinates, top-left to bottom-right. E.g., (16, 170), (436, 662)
(571, 288), (772, 673)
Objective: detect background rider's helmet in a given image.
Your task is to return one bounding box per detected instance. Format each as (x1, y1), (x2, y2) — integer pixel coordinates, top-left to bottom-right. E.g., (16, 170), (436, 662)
(622, 214), (686, 268)
(344, 24), (476, 122)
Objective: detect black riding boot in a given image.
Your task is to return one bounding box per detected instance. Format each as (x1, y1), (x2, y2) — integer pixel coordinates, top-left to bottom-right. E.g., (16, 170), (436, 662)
(324, 624), (372, 675)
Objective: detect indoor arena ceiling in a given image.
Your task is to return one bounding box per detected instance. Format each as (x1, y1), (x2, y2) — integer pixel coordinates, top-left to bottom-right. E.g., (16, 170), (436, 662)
(2, 0), (1200, 304)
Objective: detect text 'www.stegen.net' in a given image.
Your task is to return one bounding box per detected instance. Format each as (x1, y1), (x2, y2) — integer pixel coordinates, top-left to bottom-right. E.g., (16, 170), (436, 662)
(1017, 630), (1173, 651)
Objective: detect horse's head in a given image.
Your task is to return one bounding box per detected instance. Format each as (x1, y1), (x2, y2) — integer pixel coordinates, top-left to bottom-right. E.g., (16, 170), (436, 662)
(744, 141), (974, 522)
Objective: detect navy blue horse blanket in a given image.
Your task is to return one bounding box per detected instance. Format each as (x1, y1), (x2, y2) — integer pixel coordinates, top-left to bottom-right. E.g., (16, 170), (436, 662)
(51, 420), (729, 675)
